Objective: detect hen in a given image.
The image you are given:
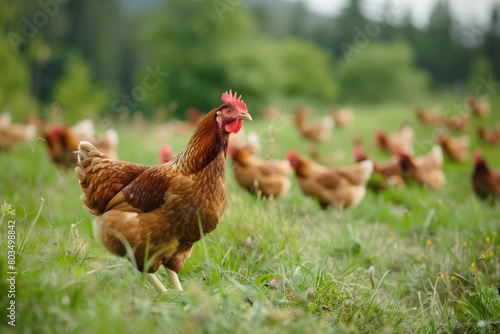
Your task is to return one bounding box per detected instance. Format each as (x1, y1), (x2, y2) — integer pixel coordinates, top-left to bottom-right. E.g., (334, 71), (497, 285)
(467, 96), (490, 118)
(293, 106), (334, 143)
(472, 150), (500, 199)
(442, 112), (470, 132)
(434, 133), (470, 162)
(230, 141), (291, 198)
(414, 105), (443, 126)
(44, 120), (119, 167)
(353, 143), (404, 190)
(374, 124), (414, 154)
(398, 145), (446, 189)
(287, 151), (373, 209)
(159, 144), (174, 164)
(0, 112), (37, 150)
(330, 107), (354, 127)
(477, 125), (500, 145)
(75, 91), (252, 293)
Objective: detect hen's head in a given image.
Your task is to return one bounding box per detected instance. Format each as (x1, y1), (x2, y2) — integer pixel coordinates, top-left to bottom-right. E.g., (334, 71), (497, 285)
(353, 143), (367, 162)
(159, 144), (173, 164)
(473, 149), (484, 165)
(286, 150), (299, 168)
(216, 90), (252, 134)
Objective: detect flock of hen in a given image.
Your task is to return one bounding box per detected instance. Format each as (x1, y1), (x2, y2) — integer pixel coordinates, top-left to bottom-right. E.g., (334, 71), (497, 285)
(1, 93), (499, 293)
(2, 96), (499, 207)
(226, 96), (500, 208)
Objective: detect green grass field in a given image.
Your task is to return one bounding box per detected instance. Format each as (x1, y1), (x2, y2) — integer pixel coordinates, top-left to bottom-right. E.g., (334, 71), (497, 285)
(1, 99), (499, 333)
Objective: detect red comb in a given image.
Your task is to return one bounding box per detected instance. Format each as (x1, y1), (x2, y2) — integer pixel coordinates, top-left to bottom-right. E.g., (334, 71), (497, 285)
(286, 150), (298, 161)
(473, 149), (482, 164)
(159, 144), (171, 155)
(221, 90), (247, 113)
(353, 143), (363, 156)
(394, 147), (405, 157)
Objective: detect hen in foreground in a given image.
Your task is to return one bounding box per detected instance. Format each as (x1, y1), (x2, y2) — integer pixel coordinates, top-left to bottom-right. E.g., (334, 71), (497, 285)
(75, 91), (252, 293)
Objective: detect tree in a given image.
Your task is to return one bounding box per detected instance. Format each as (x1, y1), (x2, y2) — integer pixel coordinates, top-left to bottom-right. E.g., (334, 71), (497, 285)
(336, 41), (430, 103)
(320, 0), (370, 57)
(289, 1), (310, 39)
(0, 1), (38, 119)
(143, 0), (338, 118)
(53, 54), (109, 124)
(482, 3), (500, 80)
(411, 0), (472, 85)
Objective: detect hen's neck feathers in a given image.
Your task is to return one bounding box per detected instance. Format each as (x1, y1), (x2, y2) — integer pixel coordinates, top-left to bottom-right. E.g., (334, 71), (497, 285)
(171, 109), (229, 174)
(474, 159), (490, 175)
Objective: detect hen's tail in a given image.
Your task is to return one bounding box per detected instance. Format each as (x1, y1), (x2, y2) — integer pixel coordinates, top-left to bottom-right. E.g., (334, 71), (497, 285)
(75, 141), (111, 215)
(75, 141), (150, 215)
(75, 141), (109, 177)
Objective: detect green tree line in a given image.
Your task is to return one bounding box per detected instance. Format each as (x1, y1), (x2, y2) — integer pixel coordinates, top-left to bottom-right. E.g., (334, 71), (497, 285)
(1, 0), (499, 121)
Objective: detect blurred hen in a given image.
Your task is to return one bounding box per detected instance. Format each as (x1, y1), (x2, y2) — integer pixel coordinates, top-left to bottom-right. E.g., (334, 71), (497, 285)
(472, 150), (500, 199)
(0, 112), (37, 150)
(293, 106), (334, 143)
(44, 119), (118, 167)
(375, 124), (414, 154)
(434, 133), (470, 162)
(230, 133), (291, 198)
(477, 125), (500, 145)
(287, 151), (373, 209)
(398, 145), (445, 189)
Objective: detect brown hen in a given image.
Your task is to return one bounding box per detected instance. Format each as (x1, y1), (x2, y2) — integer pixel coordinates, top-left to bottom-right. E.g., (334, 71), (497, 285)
(374, 124), (414, 154)
(231, 143), (291, 198)
(293, 106), (334, 143)
(287, 151), (373, 209)
(477, 125), (500, 145)
(398, 145), (446, 189)
(0, 112), (37, 150)
(75, 91), (251, 293)
(472, 150), (500, 199)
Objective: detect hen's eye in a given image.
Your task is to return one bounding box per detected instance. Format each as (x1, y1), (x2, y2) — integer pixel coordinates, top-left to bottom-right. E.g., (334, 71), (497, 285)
(226, 109), (231, 114)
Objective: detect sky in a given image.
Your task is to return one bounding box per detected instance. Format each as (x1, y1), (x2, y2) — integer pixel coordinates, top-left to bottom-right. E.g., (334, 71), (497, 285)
(287, 0), (500, 28)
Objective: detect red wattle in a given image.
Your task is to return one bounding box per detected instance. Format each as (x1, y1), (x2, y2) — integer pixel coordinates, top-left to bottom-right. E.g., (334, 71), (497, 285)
(225, 120), (243, 134)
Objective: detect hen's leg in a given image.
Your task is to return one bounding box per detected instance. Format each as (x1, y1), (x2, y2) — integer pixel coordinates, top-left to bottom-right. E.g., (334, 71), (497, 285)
(165, 268), (183, 291)
(144, 273), (167, 294)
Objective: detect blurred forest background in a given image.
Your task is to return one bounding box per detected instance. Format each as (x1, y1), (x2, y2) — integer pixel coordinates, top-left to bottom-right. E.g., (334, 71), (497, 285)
(1, 0), (499, 123)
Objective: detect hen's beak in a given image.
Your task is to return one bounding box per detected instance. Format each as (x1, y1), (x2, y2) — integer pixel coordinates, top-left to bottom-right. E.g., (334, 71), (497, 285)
(239, 112), (252, 121)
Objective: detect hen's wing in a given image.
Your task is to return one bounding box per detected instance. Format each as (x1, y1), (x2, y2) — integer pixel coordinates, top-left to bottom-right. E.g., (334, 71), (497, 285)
(314, 170), (342, 189)
(336, 161), (373, 185)
(75, 141), (151, 215)
(109, 166), (173, 212)
(258, 160), (291, 177)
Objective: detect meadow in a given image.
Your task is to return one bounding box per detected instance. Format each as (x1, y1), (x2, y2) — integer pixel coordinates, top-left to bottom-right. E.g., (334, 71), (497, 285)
(1, 98), (499, 333)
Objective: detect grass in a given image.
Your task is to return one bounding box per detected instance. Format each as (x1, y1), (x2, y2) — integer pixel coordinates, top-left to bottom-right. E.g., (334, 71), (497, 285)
(1, 96), (500, 333)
